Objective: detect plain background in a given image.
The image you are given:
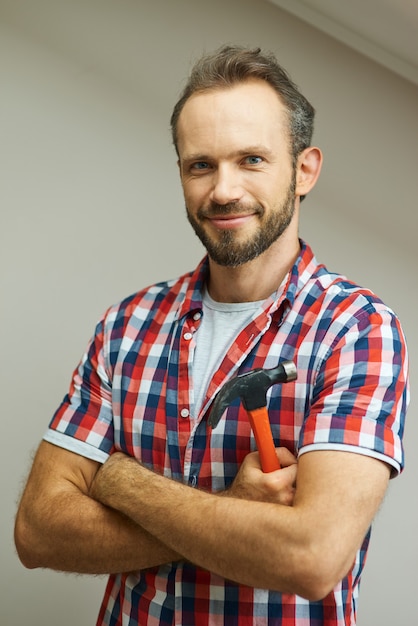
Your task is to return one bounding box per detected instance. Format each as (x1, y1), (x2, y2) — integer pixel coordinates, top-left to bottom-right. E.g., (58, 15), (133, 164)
(1, 0), (416, 624)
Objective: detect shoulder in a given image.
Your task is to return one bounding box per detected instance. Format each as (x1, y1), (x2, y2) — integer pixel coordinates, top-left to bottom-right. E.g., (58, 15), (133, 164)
(293, 242), (398, 328)
(300, 262), (400, 329)
(287, 257), (407, 367)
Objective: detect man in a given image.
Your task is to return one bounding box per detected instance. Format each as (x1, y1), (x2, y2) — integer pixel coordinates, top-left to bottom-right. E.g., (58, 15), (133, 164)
(15, 46), (408, 625)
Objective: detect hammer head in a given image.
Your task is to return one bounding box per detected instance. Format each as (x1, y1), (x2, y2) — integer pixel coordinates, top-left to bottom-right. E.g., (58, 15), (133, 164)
(208, 360), (297, 428)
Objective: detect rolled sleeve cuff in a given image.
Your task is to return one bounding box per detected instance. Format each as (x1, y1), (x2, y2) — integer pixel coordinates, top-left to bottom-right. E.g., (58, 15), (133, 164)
(43, 429), (110, 464)
(298, 442), (401, 477)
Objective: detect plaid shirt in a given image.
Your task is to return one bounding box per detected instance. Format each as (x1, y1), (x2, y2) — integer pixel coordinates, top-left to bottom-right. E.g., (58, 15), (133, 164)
(46, 241), (408, 626)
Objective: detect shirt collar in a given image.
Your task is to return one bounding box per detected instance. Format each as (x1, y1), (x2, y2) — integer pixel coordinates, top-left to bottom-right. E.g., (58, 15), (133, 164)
(176, 257), (209, 320)
(283, 239), (317, 308)
(175, 240), (318, 320)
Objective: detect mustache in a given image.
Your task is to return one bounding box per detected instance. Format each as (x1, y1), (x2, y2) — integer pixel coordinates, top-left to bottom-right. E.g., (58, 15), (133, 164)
(197, 202), (263, 219)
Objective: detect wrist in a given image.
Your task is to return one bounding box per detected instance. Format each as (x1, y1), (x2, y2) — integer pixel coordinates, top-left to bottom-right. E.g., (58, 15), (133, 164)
(90, 452), (138, 509)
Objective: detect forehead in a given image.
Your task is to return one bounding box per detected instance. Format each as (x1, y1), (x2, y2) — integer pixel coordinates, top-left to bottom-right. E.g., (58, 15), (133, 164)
(176, 79), (290, 157)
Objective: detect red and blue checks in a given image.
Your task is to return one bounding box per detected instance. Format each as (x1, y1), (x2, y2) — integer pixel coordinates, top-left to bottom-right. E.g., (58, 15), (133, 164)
(45, 241), (408, 625)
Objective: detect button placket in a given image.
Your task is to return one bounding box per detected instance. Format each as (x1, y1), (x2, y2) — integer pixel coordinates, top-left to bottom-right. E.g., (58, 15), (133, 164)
(179, 310), (203, 422)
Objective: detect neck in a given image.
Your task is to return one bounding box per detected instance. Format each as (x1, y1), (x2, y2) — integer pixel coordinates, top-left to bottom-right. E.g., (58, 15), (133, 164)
(207, 223), (300, 303)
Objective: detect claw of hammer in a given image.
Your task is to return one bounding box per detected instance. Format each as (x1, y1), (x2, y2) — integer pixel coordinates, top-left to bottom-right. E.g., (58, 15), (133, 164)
(208, 361), (297, 472)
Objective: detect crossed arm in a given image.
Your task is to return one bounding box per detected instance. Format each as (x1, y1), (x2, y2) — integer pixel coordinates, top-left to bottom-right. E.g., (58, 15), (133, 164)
(14, 439), (389, 600)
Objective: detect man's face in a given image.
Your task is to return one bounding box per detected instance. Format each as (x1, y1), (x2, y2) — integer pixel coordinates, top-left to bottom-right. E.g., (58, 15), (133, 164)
(176, 79), (297, 267)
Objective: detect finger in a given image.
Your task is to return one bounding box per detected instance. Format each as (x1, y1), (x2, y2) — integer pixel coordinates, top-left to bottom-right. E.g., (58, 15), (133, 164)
(241, 451), (263, 469)
(267, 462), (297, 485)
(275, 447), (298, 467)
(281, 463), (297, 487)
(260, 464), (297, 504)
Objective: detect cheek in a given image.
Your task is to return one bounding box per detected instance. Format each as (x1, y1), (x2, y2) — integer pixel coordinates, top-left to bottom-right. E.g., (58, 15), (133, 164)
(182, 180), (208, 209)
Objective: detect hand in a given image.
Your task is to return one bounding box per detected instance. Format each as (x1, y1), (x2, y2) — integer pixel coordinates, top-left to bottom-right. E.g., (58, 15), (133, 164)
(226, 447), (297, 505)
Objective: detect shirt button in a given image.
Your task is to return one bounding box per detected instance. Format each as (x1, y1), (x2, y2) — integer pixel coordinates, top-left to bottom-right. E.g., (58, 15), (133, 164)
(180, 408), (189, 418)
(183, 332), (193, 341)
(193, 312), (201, 321)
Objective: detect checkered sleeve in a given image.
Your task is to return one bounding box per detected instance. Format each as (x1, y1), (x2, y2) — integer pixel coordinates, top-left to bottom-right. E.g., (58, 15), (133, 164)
(299, 305), (408, 475)
(44, 314), (115, 463)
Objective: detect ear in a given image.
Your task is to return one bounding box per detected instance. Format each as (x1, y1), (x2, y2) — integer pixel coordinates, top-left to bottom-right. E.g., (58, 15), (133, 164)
(295, 147), (323, 198)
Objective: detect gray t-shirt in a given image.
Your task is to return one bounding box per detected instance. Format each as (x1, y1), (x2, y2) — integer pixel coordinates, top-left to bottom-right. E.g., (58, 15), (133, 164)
(192, 289), (264, 416)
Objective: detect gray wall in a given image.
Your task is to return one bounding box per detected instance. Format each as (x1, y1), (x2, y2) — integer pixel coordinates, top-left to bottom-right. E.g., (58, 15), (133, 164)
(1, 0), (416, 624)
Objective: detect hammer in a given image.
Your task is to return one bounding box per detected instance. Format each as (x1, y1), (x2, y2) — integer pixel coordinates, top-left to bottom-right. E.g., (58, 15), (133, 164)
(208, 361), (297, 472)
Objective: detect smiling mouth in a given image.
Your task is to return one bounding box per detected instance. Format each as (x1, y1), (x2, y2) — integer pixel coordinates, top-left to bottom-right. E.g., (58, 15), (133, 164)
(208, 214), (256, 229)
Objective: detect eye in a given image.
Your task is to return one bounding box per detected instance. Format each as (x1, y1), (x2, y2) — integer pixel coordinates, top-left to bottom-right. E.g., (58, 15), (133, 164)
(191, 161), (210, 171)
(244, 155), (263, 165)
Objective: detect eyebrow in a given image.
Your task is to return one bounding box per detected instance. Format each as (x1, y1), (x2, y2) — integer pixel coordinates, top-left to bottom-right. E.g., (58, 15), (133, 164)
(181, 153), (210, 164)
(181, 145), (274, 164)
(234, 146), (274, 158)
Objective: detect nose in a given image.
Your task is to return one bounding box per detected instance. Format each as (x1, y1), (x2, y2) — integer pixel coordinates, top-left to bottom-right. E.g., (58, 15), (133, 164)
(210, 164), (243, 206)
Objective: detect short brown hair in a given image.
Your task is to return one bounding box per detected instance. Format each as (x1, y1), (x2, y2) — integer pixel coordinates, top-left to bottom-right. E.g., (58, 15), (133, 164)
(170, 45), (315, 163)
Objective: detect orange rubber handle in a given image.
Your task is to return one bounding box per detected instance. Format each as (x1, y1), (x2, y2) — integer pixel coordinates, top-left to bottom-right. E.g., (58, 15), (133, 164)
(247, 407), (281, 473)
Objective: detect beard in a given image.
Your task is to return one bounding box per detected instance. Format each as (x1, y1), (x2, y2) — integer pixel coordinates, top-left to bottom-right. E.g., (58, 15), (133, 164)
(186, 173), (297, 267)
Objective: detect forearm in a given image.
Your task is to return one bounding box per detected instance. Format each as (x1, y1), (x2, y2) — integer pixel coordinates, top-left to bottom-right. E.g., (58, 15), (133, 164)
(90, 454), (302, 592)
(91, 451), (389, 600)
(16, 489), (181, 574)
(14, 443), (182, 574)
